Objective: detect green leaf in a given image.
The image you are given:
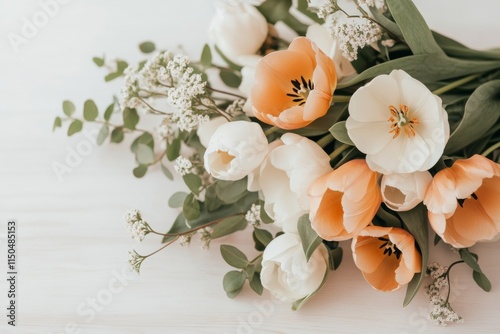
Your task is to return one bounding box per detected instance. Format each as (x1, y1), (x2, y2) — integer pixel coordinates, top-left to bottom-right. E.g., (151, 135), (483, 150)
(83, 100), (98, 122)
(297, 215), (323, 262)
(212, 215), (247, 239)
(281, 14), (308, 36)
(399, 204), (429, 307)
(168, 192), (188, 208)
(292, 268), (328, 311)
(433, 31), (500, 61)
(161, 162), (174, 180)
(131, 132), (154, 153)
(249, 273), (264, 295)
(375, 205), (402, 228)
(52, 117), (62, 131)
(105, 60), (128, 82)
(183, 174), (202, 195)
(139, 41), (156, 54)
(205, 183), (223, 212)
(110, 127), (124, 143)
(220, 244), (249, 269)
(473, 271), (492, 292)
(259, 202), (274, 224)
(219, 70), (242, 88)
(329, 121), (354, 146)
(257, 0), (292, 24)
(386, 0), (444, 55)
(67, 120), (83, 136)
(123, 108), (139, 130)
(444, 80), (500, 154)
(213, 45), (243, 71)
(103, 102), (114, 121)
(458, 248), (481, 273)
(136, 144), (155, 165)
(133, 164), (148, 178)
(96, 124), (109, 145)
(215, 178), (248, 204)
(200, 44), (212, 67)
(183, 193), (201, 221)
(92, 56), (105, 67)
(166, 138), (181, 161)
(329, 246), (343, 270)
(223, 270), (246, 298)
(369, 7), (403, 41)
(253, 228), (273, 248)
(337, 54), (500, 90)
(245, 263), (256, 281)
(62, 100), (75, 116)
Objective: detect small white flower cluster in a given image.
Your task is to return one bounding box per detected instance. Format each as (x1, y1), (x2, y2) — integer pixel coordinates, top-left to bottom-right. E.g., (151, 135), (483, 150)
(120, 67), (142, 110)
(198, 227), (213, 250)
(124, 209), (152, 242)
(177, 233), (194, 247)
(355, 0), (386, 10)
(174, 156), (193, 176)
(156, 116), (176, 142)
(225, 99), (245, 116)
(424, 263), (463, 326)
(245, 204), (262, 227)
(317, 1), (340, 19)
(128, 249), (145, 274)
(177, 109), (210, 132)
(331, 17), (383, 61)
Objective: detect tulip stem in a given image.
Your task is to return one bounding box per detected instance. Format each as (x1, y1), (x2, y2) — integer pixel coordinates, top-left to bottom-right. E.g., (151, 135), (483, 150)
(264, 126), (280, 137)
(329, 143), (351, 161)
(333, 95), (351, 103)
(481, 142), (500, 157)
(431, 73), (481, 96)
(316, 134), (334, 148)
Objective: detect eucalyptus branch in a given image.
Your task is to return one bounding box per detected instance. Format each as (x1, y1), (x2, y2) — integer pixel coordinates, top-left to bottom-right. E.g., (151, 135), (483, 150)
(67, 117), (148, 133)
(206, 86), (247, 100)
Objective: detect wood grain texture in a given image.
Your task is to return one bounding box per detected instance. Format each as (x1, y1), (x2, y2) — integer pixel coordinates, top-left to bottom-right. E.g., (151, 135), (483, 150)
(0, 1), (499, 333)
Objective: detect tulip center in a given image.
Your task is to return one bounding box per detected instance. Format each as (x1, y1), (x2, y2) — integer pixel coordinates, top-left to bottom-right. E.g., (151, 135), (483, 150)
(388, 104), (420, 138)
(217, 150), (235, 165)
(287, 76), (314, 106)
(378, 237), (402, 260)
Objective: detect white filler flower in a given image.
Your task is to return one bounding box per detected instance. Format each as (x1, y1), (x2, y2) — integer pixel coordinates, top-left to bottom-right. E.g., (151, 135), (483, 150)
(380, 171), (433, 212)
(346, 70), (450, 174)
(204, 121), (268, 181)
(261, 233), (328, 302)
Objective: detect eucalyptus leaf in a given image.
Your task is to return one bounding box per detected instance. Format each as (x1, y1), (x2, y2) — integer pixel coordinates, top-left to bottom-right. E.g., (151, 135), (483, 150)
(220, 244), (249, 269)
(92, 56), (105, 67)
(136, 143), (155, 165)
(219, 70), (242, 88)
(110, 127), (124, 143)
(96, 124), (109, 145)
(183, 174), (202, 195)
(445, 80), (500, 154)
(139, 41), (156, 54)
(399, 204), (429, 307)
(62, 100), (75, 116)
(83, 100), (98, 121)
(386, 0), (444, 55)
(103, 102), (115, 122)
(329, 121), (354, 146)
(166, 138), (181, 161)
(205, 183), (223, 212)
(183, 193), (201, 220)
(67, 120), (83, 136)
(133, 164), (148, 178)
(257, 0), (292, 24)
(297, 215), (322, 262)
(215, 178), (248, 204)
(214, 44), (243, 71)
(161, 163), (174, 180)
(168, 191), (188, 208)
(249, 274), (264, 295)
(52, 117), (62, 131)
(211, 215), (247, 239)
(253, 228), (273, 248)
(223, 270), (246, 298)
(296, 0), (323, 24)
(200, 44), (212, 67)
(131, 132), (155, 153)
(123, 108), (139, 130)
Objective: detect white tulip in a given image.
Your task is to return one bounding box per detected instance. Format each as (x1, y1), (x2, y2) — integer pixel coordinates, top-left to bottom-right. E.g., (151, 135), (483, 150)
(237, 55), (262, 116)
(306, 23), (356, 81)
(196, 116), (228, 148)
(381, 171), (433, 212)
(208, 0), (268, 62)
(204, 121), (268, 181)
(261, 233), (328, 302)
(257, 133), (332, 232)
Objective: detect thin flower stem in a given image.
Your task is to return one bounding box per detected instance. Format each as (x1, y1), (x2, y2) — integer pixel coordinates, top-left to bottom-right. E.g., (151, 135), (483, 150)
(316, 134), (334, 148)
(69, 117), (147, 133)
(206, 86), (247, 100)
(481, 142), (500, 157)
(143, 237), (179, 258)
(329, 143), (351, 160)
(250, 253), (263, 264)
(333, 95), (351, 103)
(431, 73), (482, 96)
(442, 260), (464, 304)
(138, 98), (168, 115)
(264, 126), (280, 137)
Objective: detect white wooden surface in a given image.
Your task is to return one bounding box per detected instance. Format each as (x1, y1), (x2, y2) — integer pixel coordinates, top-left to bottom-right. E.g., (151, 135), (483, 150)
(0, 1), (499, 333)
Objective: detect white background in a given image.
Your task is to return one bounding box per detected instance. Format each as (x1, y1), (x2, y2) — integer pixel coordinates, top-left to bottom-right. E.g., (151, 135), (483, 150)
(1, 0), (500, 333)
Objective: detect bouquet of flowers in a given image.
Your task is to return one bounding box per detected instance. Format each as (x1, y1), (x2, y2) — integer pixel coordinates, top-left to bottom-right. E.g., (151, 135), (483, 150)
(53, 0), (500, 326)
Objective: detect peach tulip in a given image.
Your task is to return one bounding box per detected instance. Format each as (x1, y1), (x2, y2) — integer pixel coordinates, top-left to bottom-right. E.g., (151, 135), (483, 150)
(308, 159), (381, 241)
(424, 155), (500, 248)
(352, 226), (422, 291)
(250, 37), (337, 130)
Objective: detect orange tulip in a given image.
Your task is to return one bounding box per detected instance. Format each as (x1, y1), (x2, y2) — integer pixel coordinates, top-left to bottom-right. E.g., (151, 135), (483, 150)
(250, 37), (337, 130)
(424, 155), (500, 248)
(308, 159), (381, 241)
(352, 226), (422, 291)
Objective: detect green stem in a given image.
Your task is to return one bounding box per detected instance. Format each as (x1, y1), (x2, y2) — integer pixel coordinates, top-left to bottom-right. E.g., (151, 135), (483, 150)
(431, 73), (481, 96)
(481, 142), (500, 157)
(143, 237), (179, 258)
(316, 134), (334, 148)
(333, 95), (351, 103)
(250, 253), (263, 264)
(329, 143), (351, 161)
(264, 126), (280, 137)
(206, 86), (246, 100)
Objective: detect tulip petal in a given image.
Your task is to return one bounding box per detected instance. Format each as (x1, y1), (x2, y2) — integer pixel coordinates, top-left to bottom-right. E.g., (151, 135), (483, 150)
(352, 235), (387, 273)
(311, 189), (345, 240)
(361, 255), (400, 291)
(476, 177), (500, 230)
(346, 119), (393, 155)
(451, 198), (497, 243)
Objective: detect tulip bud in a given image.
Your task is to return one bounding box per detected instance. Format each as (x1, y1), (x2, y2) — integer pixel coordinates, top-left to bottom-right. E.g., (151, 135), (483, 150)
(381, 171), (432, 212)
